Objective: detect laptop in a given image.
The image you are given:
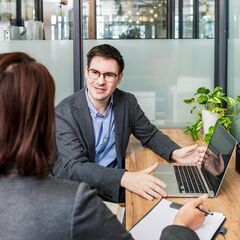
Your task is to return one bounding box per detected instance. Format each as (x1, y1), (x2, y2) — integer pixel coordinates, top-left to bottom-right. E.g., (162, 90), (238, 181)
(154, 122), (237, 197)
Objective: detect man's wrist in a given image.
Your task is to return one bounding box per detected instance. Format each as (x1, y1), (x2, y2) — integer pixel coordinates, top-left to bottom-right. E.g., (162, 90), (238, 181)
(120, 171), (128, 188)
(170, 149), (178, 162)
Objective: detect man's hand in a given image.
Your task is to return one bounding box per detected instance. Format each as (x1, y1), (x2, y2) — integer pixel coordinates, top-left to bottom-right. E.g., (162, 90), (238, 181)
(171, 145), (206, 165)
(120, 163), (167, 201)
(173, 194), (208, 230)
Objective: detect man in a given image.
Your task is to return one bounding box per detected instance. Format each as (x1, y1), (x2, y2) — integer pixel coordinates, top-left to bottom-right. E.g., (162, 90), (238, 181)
(53, 44), (205, 203)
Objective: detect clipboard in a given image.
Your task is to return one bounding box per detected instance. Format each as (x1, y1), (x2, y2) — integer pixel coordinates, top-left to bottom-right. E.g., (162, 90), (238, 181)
(129, 199), (226, 240)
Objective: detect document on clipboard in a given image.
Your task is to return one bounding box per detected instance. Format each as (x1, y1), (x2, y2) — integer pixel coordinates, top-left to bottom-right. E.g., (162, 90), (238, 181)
(129, 199), (225, 240)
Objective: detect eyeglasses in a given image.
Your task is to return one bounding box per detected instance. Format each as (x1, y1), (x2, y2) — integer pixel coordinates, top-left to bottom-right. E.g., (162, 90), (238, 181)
(87, 69), (118, 83)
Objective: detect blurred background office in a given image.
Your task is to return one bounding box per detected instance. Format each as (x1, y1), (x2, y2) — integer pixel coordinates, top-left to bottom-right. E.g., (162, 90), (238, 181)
(0, 0), (239, 140)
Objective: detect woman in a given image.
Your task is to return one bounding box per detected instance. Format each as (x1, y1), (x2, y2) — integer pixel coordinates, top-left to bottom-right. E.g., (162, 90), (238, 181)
(0, 52), (206, 240)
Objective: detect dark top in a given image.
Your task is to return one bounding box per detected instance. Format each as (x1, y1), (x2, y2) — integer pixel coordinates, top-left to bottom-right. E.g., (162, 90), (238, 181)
(0, 174), (199, 240)
(53, 88), (180, 202)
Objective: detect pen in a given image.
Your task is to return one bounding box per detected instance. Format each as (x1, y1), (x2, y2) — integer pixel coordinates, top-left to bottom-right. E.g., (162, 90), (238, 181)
(196, 206), (213, 215)
(170, 202), (213, 215)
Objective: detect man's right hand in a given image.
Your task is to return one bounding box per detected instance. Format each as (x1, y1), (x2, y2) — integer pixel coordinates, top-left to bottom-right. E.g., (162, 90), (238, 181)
(120, 163), (167, 201)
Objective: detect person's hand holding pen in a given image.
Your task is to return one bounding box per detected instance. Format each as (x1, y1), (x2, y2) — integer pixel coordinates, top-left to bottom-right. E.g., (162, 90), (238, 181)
(173, 194), (208, 230)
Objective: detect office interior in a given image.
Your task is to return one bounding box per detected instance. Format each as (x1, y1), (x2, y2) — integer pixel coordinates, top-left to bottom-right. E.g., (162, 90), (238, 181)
(0, 0), (239, 141)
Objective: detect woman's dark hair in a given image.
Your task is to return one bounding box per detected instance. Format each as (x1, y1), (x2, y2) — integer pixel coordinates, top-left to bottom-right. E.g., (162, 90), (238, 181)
(87, 44), (125, 74)
(0, 52), (55, 176)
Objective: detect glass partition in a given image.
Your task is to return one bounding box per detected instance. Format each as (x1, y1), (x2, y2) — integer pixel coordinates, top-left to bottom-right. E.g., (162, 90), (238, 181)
(82, 0), (214, 39)
(0, 40), (74, 104)
(0, 0), (74, 104)
(0, 0), (73, 40)
(183, 0), (193, 38)
(228, 0), (240, 141)
(199, 0), (214, 38)
(83, 39), (214, 127)
(43, 0), (73, 40)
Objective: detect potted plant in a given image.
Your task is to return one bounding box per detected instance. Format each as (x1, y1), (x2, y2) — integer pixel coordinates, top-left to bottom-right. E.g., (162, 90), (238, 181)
(183, 86), (240, 142)
(119, 26), (141, 39)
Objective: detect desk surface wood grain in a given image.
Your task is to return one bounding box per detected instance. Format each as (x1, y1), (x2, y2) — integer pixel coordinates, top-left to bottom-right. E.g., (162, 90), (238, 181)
(125, 129), (240, 240)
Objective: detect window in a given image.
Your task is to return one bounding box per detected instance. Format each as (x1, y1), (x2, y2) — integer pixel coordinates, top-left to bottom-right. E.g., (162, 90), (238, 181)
(0, 0), (73, 40)
(82, 0), (214, 39)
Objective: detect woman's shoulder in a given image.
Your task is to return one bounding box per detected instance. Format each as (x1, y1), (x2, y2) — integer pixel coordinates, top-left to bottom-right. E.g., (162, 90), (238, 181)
(43, 177), (96, 203)
(42, 176), (83, 195)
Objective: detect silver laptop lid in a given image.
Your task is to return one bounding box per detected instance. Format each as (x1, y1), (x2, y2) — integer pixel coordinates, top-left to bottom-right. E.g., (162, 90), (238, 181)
(202, 122), (237, 195)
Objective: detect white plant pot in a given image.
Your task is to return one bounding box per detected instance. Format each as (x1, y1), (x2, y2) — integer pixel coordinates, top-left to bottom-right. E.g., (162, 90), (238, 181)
(202, 110), (218, 135)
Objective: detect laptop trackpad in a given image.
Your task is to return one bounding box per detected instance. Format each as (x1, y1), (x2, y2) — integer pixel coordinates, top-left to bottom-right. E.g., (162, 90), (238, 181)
(155, 172), (176, 184)
(154, 165), (176, 183)
(154, 171), (179, 195)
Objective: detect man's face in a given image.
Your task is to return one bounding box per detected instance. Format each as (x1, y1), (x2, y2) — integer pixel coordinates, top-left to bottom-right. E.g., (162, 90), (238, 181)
(85, 56), (122, 106)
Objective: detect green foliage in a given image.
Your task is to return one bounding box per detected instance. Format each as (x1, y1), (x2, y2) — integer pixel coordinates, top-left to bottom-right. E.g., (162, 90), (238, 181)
(184, 119), (203, 141)
(119, 26), (141, 39)
(184, 86), (240, 142)
(204, 126), (215, 143)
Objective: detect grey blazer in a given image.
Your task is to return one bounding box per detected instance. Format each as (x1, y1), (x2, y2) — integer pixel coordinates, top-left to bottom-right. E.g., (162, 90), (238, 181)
(0, 174), (199, 240)
(53, 88), (180, 202)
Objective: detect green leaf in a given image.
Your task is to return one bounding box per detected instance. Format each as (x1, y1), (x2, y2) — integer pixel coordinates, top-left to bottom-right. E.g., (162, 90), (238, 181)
(212, 86), (223, 95)
(196, 87), (210, 95)
(207, 97), (222, 104)
(208, 125), (215, 135)
(211, 107), (224, 115)
(197, 112), (203, 119)
(204, 126), (215, 143)
(184, 122), (202, 141)
(191, 131), (199, 141)
(195, 120), (203, 131)
(183, 98), (195, 104)
(197, 95), (208, 104)
(190, 106), (197, 114)
(204, 133), (212, 143)
(222, 97), (236, 107)
(218, 117), (231, 130)
(236, 96), (240, 102)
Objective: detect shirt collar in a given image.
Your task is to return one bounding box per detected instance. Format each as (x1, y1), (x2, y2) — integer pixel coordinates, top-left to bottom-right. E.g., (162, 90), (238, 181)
(85, 87), (113, 118)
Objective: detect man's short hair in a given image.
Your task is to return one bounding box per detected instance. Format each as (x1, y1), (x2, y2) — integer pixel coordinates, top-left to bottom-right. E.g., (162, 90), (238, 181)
(87, 44), (125, 74)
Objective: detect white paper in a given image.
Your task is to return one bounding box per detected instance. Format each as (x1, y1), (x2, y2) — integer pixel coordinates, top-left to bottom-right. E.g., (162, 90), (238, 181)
(130, 199), (225, 240)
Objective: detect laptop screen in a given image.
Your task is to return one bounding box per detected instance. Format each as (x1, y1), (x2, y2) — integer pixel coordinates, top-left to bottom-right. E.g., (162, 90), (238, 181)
(202, 123), (237, 194)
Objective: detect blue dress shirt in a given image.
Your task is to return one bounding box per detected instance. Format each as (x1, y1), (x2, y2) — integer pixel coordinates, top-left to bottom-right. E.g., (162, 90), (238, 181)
(85, 89), (117, 168)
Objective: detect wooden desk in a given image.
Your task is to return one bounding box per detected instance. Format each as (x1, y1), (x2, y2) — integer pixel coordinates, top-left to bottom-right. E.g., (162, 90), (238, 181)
(125, 129), (240, 240)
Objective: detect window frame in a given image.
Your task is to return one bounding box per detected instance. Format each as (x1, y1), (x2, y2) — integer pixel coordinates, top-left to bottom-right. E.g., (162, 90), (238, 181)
(74, 0), (228, 93)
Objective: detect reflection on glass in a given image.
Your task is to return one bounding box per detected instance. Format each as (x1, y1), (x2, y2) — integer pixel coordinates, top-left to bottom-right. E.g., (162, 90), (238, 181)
(175, 0), (214, 39)
(82, 0), (214, 39)
(175, 0), (179, 38)
(45, 0), (73, 40)
(183, 0), (193, 38)
(203, 149), (224, 177)
(82, 0), (90, 39)
(203, 123), (236, 193)
(0, 0), (73, 40)
(199, 0), (214, 38)
(83, 0), (167, 39)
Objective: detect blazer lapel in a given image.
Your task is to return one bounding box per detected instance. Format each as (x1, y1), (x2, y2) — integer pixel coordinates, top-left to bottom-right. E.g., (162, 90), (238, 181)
(113, 90), (124, 168)
(72, 90), (95, 162)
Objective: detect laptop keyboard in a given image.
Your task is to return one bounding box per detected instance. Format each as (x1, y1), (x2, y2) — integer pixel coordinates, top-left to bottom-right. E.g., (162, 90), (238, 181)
(174, 165), (208, 194)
